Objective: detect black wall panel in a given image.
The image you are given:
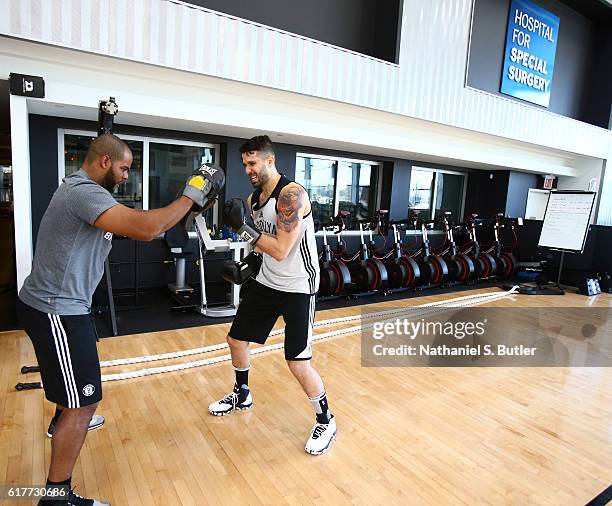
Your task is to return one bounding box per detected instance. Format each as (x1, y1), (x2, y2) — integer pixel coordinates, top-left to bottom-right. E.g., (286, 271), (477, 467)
(506, 171), (539, 218)
(467, 0), (612, 127)
(183, 0), (402, 63)
(389, 160), (411, 221)
(464, 170), (510, 218)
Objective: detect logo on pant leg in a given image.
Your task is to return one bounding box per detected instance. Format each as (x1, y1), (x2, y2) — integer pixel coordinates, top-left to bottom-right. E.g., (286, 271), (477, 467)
(83, 384), (95, 397)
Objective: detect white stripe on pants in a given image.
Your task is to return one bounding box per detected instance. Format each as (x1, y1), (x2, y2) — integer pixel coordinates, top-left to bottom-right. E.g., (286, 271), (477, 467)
(47, 314), (80, 408)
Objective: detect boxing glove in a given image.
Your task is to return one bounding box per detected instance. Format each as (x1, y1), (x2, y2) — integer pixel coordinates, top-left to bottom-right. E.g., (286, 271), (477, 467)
(223, 198), (261, 245)
(222, 251), (263, 285)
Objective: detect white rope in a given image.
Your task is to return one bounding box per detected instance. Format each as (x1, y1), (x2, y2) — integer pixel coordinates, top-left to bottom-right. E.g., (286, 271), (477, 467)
(101, 287), (518, 382)
(100, 287), (517, 367)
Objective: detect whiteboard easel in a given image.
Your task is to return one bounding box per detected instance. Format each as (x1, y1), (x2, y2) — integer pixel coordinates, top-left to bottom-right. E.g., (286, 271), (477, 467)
(538, 190), (597, 291)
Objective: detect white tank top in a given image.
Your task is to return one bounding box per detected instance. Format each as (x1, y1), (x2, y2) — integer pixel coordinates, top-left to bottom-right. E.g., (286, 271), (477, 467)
(251, 175), (320, 295)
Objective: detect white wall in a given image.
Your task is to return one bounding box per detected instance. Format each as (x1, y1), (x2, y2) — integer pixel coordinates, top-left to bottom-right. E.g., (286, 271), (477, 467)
(557, 162), (604, 192)
(9, 95), (31, 289)
(1, 0), (610, 160)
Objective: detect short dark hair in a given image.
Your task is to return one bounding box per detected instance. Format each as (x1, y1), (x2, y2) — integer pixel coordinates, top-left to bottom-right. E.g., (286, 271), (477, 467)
(239, 135), (275, 158)
(85, 133), (131, 164)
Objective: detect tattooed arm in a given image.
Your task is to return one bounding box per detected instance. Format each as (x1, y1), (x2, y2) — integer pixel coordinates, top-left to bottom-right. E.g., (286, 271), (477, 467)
(254, 183), (310, 261)
(278, 185), (305, 232)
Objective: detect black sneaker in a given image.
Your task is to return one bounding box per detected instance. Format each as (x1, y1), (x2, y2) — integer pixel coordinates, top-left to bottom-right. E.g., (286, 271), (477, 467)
(37, 488), (110, 505)
(47, 415), (105, 438)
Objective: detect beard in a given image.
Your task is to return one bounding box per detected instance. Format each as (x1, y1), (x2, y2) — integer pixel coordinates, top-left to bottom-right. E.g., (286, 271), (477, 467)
(102, 171), (120, 192)
(250, 170), (269, 188)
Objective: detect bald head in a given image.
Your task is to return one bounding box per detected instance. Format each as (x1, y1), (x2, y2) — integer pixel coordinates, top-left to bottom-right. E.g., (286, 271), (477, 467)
(85, 134), (131, 164)
(82, 133), (133, 192)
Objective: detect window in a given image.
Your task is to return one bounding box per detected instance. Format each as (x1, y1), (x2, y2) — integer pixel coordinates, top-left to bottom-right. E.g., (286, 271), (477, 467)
(408, 170), (434, 220)
(64, 134), (144, 208)
(0, 166), (11, 203)
(295, 154), (380, 228)
(409, 168), (466, 221)
(434, 172), (465, 220)
(337, 162), (377, 224)
(295, 157), (336, 225)
(60, 131), (219, 224)
(148, 143), (215, 208)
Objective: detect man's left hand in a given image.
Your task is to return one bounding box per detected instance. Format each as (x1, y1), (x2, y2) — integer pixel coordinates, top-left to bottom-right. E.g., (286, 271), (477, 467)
(223, 198), (261, 245)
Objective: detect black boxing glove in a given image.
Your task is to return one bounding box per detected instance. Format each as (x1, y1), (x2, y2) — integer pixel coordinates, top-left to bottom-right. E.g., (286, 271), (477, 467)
(183, 163), (226, 209)
(222, 251), (262, 285)
(223, 198), (261, 245)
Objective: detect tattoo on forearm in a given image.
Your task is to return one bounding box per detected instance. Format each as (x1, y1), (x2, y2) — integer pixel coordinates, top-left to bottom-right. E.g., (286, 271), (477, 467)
(277, 186), (304, 232)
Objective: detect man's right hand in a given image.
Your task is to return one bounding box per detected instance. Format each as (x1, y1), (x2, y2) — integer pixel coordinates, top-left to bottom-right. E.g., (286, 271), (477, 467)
(183, 163), (225, 209)
(223, 198), (261, 245)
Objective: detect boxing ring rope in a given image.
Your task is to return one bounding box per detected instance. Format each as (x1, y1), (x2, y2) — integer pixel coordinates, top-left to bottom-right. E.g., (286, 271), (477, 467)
(99, 287), (519, 382)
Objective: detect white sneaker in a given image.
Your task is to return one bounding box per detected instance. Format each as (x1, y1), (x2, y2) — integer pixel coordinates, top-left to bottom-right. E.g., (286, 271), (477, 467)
(208, 386), (253, 416)
(46, 414), (105, 438)
(68, 488), (111, 505)
(305, 416), (337, 455)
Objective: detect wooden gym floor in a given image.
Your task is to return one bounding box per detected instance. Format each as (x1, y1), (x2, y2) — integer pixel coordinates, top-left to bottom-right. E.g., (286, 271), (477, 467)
(0, 287), (610, 505)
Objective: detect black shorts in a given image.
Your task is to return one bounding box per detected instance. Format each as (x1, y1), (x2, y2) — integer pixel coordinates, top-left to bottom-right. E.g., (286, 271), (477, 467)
(229, 281), (316, 360)
(16, 298), (102, 408)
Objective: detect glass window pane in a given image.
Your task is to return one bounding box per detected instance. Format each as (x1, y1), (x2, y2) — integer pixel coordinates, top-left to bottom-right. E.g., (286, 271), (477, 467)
(409, 169), (434, 219)
(336, 162), (373, 224)
(357, 164), (373, 221)
(148, 143), (215, 209)
(64, 134), (144, 208)
(295, 156), (336, 225)
(64, 134), (91, 177)
(336, 161), (353, 206)
(359, 165), (371, 186)
(1, 165), (12, 203)
(435, 172), (465, 221)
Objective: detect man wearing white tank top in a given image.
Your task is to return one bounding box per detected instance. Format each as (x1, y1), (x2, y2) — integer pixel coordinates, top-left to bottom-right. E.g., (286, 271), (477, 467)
(209, 135), (336, 455)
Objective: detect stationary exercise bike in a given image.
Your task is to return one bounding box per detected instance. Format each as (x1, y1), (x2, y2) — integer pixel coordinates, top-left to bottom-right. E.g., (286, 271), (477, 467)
(413, 218), (448, 286)
(458, 215), (497, 280)
(438, 212), (475, 283)
(317, 213), (352, 297)
(343, 220), (388, 294)
(488, 213), (518, 278)
(370, 216), (421, 290)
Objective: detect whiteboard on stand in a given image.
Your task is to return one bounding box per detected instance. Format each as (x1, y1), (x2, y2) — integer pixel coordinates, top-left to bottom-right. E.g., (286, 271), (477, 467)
(538, 191), (596, 252)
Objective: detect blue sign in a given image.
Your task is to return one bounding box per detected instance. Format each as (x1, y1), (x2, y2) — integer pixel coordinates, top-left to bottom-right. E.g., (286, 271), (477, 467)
(500, 0), (560, 107)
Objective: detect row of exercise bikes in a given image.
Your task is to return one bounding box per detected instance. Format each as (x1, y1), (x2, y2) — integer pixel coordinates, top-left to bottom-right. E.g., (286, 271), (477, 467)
(317, 211), (519, 299)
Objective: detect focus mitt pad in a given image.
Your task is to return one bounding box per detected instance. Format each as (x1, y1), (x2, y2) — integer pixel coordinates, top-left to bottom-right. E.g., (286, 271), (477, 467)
(183, 163), (226, 209)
